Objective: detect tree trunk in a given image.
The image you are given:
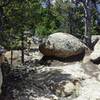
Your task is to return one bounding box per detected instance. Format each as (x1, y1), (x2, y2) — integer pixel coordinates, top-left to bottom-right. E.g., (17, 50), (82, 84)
(69, 11), (73, 34)
(11, 50), (13, 66)
(21, 32), (24, 64)
(0, 7), (3, 32)
(83, 1), (92, 48)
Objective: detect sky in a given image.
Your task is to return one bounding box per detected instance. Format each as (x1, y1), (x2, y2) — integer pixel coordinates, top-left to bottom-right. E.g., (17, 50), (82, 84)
(41, 0), (100, 13)
(96, 3), (100, 14)
(41, 0), (56, 8)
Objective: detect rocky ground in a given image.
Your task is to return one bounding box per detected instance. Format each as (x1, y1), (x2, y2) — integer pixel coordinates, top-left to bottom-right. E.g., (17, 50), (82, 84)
(1, 47), (100, 100)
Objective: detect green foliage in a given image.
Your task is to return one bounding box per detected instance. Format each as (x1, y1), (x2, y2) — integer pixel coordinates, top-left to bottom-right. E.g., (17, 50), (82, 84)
(0, 0), (42, 49)
(35, 22), (58, 37)
(0, 0), (99, 49)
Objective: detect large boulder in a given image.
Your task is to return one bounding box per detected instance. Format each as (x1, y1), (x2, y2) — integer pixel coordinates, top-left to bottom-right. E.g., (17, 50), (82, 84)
(90, 40), (100, 63)
(39, 32), (86, 58)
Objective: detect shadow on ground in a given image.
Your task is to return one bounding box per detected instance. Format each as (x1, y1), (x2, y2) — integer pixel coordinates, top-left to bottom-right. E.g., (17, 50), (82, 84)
(39, 50), (85, 66)
(91, 58), (100, 65)
(0, 65), (72, 100)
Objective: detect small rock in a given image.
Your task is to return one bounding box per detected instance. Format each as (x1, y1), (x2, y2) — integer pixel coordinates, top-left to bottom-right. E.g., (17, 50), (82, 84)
(51, 81), (75, 97)
(50, 94), (58, 100)
(29, 96), (34, 100)
(63, 81), (75, 96)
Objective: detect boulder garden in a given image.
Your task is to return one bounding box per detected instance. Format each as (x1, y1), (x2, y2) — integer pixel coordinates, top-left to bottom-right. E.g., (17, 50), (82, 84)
(39, 32), (86, 59)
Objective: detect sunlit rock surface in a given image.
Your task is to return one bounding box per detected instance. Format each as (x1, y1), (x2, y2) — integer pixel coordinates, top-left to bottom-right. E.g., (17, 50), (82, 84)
(39, 32), (86, 58)
(90, 40), (100, 64)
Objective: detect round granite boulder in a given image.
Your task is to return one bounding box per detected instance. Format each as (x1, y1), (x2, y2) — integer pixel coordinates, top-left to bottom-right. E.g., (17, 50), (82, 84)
(39, 32), (86, 58)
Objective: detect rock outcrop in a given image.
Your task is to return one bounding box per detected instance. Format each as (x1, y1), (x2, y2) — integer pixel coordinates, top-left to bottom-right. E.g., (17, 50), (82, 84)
(5, 50), (32, 65)
(0, 46), (6, 94)
(39, 32), (86, 58)
(90, 40), (100, 64)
